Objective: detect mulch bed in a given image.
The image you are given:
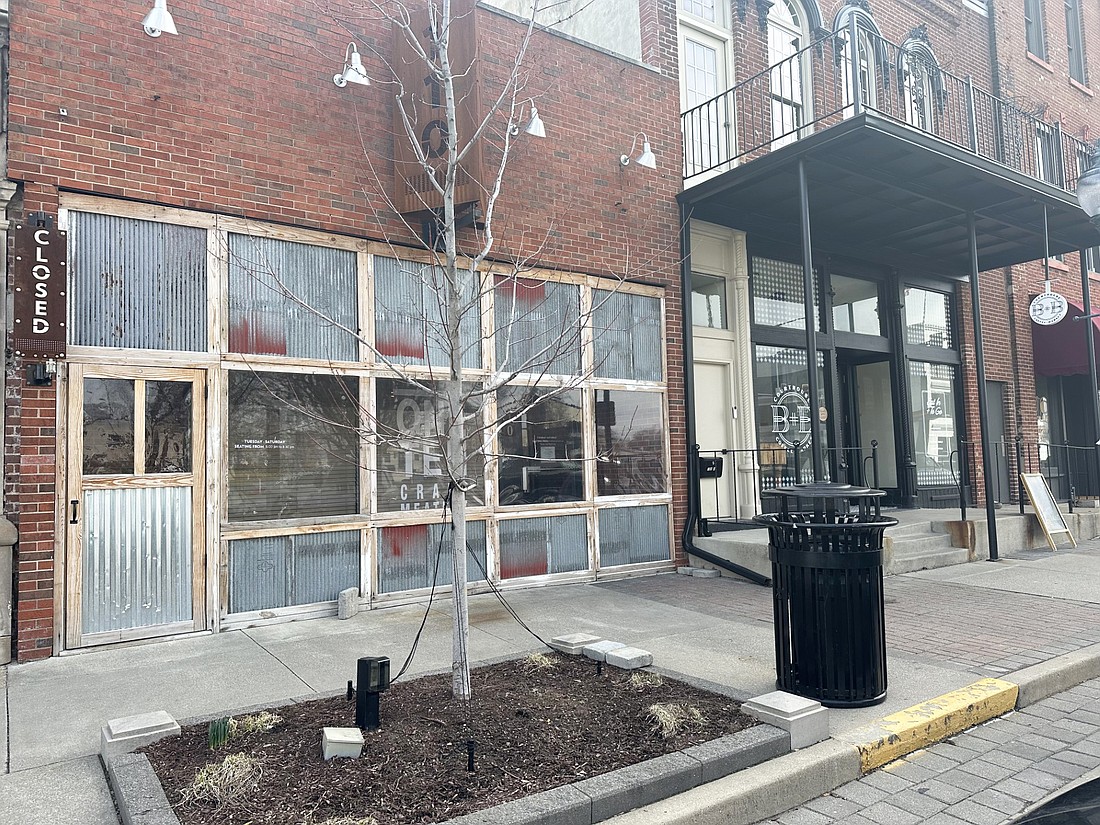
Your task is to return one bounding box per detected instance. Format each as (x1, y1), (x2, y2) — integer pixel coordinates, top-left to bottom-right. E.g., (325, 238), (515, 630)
(142, 652), (761, 825)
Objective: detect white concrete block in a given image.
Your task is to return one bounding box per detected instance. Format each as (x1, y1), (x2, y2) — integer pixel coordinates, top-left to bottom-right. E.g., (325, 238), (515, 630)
(677, 566), (695, 575)
(549, 633), (603, 655)
(100, 711), (180, 759)
(741, 691), (829, 749)
(337, 587), (359, 620)
(583, 640), (627, 661)
(322, 726), (365, 760)
(605, 646), (653, 670)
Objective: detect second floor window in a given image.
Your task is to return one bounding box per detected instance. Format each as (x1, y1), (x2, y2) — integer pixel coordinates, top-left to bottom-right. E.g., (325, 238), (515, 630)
(1025, 0), (1047, 60)
(1065, 0), (1087, 83)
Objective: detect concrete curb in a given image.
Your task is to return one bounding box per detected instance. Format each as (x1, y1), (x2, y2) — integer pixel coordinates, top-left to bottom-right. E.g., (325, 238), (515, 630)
(836, 678), (1019, 772)
(105, 752), (182, 825)
(608, 645), (1100, 824)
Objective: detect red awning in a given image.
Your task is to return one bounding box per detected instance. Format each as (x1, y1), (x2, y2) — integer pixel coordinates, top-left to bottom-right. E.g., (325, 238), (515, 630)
(1032, 300), (1100, 377)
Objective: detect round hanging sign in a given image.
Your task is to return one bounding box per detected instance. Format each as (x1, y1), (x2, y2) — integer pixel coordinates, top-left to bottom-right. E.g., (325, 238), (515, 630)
(1029, 291), (1069, 326)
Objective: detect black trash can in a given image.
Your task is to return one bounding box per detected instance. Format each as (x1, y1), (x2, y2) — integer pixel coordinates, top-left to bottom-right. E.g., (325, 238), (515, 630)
(755, 483), (897, 708)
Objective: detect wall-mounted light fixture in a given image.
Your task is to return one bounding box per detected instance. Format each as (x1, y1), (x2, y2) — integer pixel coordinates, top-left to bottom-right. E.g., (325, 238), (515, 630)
(333, 43), (371, 88)
(142, 0), (178, 37)
(510, 100), (546, 138)
(620, 133), (657, 169)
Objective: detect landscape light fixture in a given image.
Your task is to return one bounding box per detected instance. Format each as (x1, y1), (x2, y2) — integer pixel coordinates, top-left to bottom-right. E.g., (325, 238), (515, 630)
(333, 43), (371, 88)
(354, 655), (390, 730)
(142, 0), (178, 37)
(511, 100), (546, 138)
(1077, 146), (1100, 227)
(620, 132), (656, 169)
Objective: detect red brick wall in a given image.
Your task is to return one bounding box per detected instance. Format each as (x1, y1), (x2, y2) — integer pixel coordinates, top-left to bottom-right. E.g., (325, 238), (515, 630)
(5, 0), (687, 655)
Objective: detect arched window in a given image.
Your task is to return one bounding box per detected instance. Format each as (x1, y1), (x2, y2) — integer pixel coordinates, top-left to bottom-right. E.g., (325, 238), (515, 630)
(833, 0), (885, 115)
(898, 29), (943, 133)
(768, 0), (810, 147)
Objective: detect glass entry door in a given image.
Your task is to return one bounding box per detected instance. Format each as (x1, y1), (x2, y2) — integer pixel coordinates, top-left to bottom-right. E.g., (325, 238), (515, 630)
(65, 365), (207, 647)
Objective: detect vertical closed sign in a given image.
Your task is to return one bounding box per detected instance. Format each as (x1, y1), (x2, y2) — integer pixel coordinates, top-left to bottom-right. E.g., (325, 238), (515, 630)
(13, 220), (67, 361)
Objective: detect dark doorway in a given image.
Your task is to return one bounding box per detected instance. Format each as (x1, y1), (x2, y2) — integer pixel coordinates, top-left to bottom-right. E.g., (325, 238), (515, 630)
(985, 381), (1011, 505)
(837, 351), (899, 503)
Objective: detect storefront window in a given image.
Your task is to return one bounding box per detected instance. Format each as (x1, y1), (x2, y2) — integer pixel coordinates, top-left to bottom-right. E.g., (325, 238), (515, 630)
(751, 257), (821, 331)
(495, 278), (581, 376)
(498, 387), (583, 505)
(692, 273), (727, 329)
(377, 522), (487, 593)
(831, 275), (881, 335)
(228, 235), (358, 361)
(499, 515), (588, 578)
(908, 361), (958, 485)
(904, 287), (953, 348)
(228, 531), (360, 612)
(593, 391), (667, 495)
(593, 291), (663, 381)
(227, 372), (359, 520)
(753, 345), (828, 485)
(376, 379), (485, 511)
(83, 378), (135, 475)
(374, 256), (481, 369)
(598, 506), (670, 566)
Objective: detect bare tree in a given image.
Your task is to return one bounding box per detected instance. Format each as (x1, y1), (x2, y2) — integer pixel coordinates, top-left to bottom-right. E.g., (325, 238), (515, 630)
(228, 0), (673, 701)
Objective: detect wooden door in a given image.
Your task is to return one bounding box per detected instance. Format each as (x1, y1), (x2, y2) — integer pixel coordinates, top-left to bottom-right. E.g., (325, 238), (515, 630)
(66, 365), (206, 647)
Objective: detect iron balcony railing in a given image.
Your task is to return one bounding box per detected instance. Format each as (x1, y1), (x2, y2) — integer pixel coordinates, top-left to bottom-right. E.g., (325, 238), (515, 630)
(682, 21), (1091, 190)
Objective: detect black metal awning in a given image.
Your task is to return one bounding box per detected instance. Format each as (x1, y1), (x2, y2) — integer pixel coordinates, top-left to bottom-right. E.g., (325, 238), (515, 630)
(680, 113), (1098, 275)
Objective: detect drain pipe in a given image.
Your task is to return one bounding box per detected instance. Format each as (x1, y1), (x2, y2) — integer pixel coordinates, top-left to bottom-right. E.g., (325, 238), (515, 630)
(678, 201), (770, 586)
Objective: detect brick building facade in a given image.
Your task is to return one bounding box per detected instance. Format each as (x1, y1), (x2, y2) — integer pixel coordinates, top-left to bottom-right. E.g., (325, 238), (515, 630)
(4, 0), (1100, 661)
(4, 0), (687, 660)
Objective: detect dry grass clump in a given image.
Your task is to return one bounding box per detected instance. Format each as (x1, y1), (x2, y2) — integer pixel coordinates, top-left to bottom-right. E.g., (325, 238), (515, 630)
(233, 711), (282, 736)
(629, 671), (664, 690)
(523, 652), (558, 672)
(646, 703), (704, 739)
(181, 752), (263, 808)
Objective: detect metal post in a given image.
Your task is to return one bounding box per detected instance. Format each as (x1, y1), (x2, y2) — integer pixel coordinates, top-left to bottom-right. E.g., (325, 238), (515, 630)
(1016, 436), (1025, 514)
(967, 212), (999, 561)
(965, 76), (978, 153)
(798, 159), (824, 482)
(1080, 251), (1100, 501)
(848, 14), (862, 116)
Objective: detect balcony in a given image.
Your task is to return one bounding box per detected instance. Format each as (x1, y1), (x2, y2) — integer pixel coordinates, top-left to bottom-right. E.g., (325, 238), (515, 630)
(682, 25), (1090, 195)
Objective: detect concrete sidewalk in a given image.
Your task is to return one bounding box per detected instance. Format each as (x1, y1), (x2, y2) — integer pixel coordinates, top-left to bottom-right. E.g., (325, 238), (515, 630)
(6, 537), (1100, 824)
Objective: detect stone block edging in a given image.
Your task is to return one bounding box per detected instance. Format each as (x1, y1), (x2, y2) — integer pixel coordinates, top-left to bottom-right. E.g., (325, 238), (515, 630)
(104, 724), (789, 825)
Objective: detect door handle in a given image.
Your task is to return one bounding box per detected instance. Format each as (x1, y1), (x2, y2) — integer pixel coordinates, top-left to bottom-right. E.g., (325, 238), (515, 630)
(70, 499), (79, 525)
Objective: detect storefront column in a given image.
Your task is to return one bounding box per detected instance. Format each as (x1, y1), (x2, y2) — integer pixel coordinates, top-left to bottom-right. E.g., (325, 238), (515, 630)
(968, 211), (999, 561)
(890, 275), (919, 508)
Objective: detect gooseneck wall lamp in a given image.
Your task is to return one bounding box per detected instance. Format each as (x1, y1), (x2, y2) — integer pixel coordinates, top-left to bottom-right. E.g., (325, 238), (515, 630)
(1077, 147), (1100, 227)
(510, 100), (546, 138)
(620, 132), (657, 169)
(142, 0), (178, 37)
(333, 43), (371, 87)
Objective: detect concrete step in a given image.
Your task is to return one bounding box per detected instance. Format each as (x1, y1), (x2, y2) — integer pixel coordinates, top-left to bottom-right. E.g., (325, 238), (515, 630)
(884, 532), (970, 575)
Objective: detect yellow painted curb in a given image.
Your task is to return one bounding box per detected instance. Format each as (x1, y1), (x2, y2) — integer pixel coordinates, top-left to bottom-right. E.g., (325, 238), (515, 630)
(842, 678), (1019, 772)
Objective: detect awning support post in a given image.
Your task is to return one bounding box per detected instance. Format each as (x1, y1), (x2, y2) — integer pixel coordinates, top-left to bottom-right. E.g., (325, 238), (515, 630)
(799, 159), (824, 482)
(1080, 251), (1100, 497)
(968, 211), (999, 561)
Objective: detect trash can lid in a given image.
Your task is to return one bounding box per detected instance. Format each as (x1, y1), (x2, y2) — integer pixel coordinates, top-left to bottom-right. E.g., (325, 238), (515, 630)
(762, 482), (887, 500)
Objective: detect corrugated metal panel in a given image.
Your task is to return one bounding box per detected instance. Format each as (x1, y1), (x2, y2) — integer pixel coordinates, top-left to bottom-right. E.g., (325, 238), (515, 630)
(81, 487), (193, 634)
(499, 515), (587, 579)
(228, 530), (360, 613)
(374, 256), (480, 369)
(377, 522), (487, 594)
(593, 291), (663, 381)
(598, 506), (670, 566)
(228, 235), (357, 360)
(70, 212), (208, 351)
(495, 280), (581, 375)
